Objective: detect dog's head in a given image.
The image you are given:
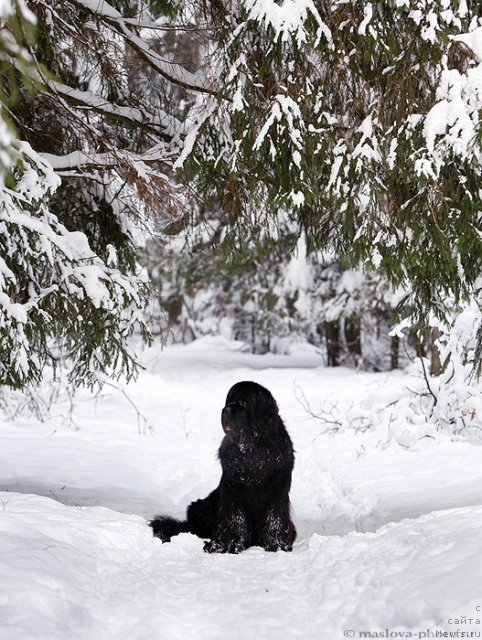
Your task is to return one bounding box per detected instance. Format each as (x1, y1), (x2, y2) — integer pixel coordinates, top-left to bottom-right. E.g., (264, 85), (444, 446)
(221, 381), (279, 443)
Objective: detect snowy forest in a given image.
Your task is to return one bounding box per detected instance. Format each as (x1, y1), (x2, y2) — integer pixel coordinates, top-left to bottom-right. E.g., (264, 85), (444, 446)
(1, 1), (482, 639)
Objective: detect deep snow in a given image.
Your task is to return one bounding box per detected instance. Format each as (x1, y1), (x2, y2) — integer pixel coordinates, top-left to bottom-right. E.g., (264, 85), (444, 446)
(1, 337), (482, 640)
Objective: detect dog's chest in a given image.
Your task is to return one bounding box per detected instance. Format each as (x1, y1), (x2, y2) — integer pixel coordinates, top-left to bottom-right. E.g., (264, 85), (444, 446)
(221, 445), (281, 486)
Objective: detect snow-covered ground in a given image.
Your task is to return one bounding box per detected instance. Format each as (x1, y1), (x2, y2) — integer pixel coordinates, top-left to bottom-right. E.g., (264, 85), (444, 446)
(1, 337), (482, 640)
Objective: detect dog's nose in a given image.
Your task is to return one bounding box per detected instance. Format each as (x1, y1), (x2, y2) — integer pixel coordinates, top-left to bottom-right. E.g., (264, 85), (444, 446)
(221, 406), (232, 432)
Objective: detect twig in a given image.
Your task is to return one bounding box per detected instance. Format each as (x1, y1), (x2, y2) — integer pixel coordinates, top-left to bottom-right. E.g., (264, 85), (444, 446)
(419, 355), (437, 406)
(101, 379), (152, 434)
(293, 384), (343, 430)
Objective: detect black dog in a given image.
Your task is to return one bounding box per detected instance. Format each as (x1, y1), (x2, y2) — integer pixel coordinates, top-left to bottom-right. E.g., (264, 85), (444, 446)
(150, 381), (296, 553)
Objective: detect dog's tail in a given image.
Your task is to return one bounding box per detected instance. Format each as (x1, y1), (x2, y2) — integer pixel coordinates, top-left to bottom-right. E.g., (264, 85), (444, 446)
(149, 516), (189, 542)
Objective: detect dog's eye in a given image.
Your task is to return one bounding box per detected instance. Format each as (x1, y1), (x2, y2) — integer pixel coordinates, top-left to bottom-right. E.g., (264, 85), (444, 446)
(238, 401), (247, 408)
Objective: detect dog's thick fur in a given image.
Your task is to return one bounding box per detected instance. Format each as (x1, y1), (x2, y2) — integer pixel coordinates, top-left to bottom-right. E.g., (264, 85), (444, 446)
(150, 381), (296, 553)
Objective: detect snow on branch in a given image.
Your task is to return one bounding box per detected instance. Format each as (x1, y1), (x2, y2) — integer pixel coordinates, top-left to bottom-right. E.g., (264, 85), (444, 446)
(421, 26), (482, 176)
(244, 0), (332, 45)
(46, 80), (184, 140)
(0, 142), (149, 387)
(65, 0), (215, 95)
(6, 51), (186, 148)
(40, 143), (175, 173)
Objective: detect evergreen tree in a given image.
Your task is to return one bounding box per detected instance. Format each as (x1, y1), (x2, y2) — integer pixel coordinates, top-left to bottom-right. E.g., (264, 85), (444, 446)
(184, 1), (481, 347)
(2, 0), (481, 389)
(0, 0), (218, 388)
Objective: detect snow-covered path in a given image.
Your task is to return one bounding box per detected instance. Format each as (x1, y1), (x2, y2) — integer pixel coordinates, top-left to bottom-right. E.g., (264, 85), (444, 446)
(1, 338), (482, 639)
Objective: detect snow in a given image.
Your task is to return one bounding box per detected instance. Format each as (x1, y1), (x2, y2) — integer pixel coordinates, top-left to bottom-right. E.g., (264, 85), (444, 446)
(244, 0), (331, 45)
(357, 3), (373, 36)
(352, 115), (381, 164)
(422, 27), (482, 174)
(290, 189), (304, 207)
(1, 337), (482, 639)
(0, 0), (10, 17)
(0, 0), (36, 24)
(173, 101), (216, 171)
(451, 26), (482, 63)
(284, 233), (313, 296)
(252, 95), (303, 165)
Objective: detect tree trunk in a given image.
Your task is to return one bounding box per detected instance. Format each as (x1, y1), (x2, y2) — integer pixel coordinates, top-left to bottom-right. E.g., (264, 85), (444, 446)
(430, 327), (442, 376)
(390, 334), (400, 370)
(345, 315), (362, 365)
(325, 321), (340, 367)
(412, 331), (426, 359)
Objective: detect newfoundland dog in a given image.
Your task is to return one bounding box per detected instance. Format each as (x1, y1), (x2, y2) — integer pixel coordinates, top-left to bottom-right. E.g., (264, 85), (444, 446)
(150, 381), (296, 553)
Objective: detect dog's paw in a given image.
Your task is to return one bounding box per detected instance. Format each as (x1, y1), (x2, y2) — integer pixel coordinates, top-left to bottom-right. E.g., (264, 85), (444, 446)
(263, 541), (293, 552)
(204, 539), (245, 554)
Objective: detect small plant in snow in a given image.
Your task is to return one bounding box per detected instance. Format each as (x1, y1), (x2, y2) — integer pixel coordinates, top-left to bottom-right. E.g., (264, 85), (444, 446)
(296, 300), (482, 445)
(425, 300), (482, 440)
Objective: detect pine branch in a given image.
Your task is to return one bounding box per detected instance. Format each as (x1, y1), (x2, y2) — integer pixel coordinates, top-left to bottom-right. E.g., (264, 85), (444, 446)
(40, 144), (176, 172)
(8, 52), (183, 146)
(46, 80), (184, 140)
(65, 0), (216, 95)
